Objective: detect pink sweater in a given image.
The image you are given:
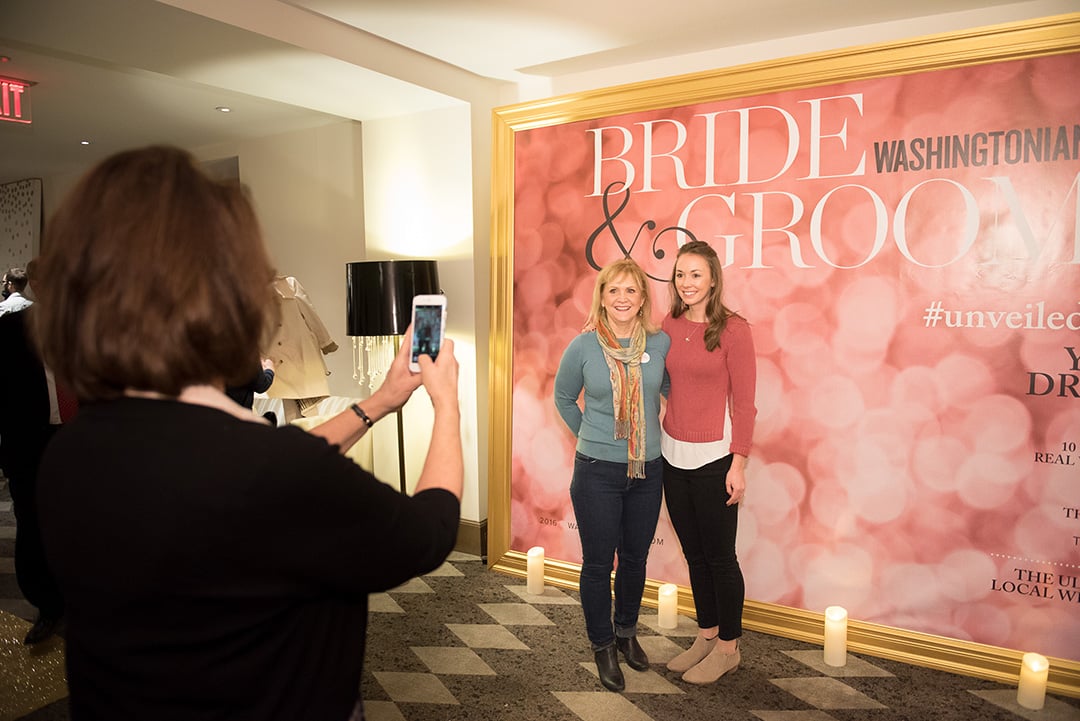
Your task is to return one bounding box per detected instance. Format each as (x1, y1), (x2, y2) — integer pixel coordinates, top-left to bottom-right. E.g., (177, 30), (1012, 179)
(661, 314), (757, 457)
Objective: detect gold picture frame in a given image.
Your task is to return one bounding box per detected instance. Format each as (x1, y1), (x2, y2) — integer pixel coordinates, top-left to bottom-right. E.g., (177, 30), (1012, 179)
(488, 13), (1080, 696)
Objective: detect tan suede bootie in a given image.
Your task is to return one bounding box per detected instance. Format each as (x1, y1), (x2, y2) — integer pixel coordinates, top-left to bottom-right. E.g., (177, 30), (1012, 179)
(682, 640), (740, 684)
(666, 634), (717, 673)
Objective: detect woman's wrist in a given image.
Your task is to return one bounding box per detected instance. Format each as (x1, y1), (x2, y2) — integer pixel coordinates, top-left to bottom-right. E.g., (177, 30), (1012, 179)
(349, 403), (374, 428)
(356, 391), (398, 424)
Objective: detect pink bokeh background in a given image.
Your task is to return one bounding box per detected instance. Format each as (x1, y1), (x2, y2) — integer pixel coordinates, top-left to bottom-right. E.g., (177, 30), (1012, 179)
(507, 54), (1080, 659)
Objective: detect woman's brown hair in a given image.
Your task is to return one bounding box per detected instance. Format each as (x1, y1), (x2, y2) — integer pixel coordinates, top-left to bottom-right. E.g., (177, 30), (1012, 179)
(33, 146), (279, 401)
(668, 240), (741, 351)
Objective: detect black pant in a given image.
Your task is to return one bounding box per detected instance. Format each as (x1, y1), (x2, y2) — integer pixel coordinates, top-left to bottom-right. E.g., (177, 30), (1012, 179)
(662, 455), (743, 640)
(5, 425), (64, 618)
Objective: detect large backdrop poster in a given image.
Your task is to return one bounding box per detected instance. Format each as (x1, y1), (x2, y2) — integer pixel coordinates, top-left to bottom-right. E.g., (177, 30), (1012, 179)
(490, 17), (1080, 665)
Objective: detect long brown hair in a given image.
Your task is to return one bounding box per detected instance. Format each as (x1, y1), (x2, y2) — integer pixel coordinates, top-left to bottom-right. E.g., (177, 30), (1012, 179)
(33, 146), (279, 400)
(669, 240), (740, 351)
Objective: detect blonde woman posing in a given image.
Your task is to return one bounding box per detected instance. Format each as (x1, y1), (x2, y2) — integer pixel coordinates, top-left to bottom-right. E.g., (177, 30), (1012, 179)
(554, 257), (671, 692)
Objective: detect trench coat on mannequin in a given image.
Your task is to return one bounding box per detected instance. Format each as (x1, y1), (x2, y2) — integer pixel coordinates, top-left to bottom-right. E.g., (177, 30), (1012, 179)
(264, 276), (338, 408)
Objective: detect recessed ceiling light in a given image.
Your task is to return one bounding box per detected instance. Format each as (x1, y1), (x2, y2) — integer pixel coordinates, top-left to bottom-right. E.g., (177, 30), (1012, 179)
(80, 140), (91, 145)
(215, 106), (231, 113)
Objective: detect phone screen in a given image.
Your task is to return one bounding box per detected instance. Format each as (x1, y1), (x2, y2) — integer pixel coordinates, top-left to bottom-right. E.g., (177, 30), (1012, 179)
(411, 304), (444, 364)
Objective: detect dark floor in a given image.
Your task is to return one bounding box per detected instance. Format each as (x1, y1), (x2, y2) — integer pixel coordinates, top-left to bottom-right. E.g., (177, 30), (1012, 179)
(3, 478), (1079, 720)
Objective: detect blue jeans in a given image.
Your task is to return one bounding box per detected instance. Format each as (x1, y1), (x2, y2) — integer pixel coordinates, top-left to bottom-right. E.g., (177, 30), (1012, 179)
(663, 455), (744, 640)
(569, 452), (663, 649)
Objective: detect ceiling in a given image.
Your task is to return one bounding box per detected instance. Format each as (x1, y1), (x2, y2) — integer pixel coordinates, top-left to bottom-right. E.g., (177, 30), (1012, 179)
(0, 0), (1050, 185)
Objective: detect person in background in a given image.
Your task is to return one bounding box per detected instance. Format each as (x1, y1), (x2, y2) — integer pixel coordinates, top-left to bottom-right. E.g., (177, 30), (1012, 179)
(0, 267), (33, 316)
(0, 261), (66, 645)
(226, 357), (276, 424)
(661, 240), (757, 685)
(31, 145), (463, 721)
(554, 257), (671, 692)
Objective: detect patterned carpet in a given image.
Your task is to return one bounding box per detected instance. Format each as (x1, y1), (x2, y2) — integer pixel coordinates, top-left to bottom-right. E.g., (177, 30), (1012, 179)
(3, 478), (1079, 720)
(356, 555), (1080, 721)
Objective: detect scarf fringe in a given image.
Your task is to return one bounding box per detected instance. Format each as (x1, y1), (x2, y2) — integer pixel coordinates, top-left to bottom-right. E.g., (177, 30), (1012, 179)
(627, 459), (646, 479)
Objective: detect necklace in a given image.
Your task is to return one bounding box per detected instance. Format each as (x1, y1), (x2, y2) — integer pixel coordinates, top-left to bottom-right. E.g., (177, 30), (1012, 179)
(684, 320), (705, 343)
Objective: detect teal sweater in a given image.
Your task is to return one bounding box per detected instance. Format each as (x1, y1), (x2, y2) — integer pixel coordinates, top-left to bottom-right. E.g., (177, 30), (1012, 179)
(554, 331), (671, 464)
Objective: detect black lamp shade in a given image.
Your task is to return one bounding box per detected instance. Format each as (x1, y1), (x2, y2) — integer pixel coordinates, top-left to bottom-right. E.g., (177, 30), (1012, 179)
(346, 260), (440, 337)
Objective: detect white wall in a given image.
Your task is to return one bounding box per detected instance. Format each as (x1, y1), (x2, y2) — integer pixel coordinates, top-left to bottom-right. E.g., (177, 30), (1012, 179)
(197, 120), (366, 398)
(360, 103), (485, 525)
(42, 172), (83, 225)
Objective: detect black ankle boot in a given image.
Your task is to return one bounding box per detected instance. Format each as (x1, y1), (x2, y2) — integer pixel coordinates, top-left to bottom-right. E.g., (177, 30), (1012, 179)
(616, 635), (650, 671)
(594, 644), (625, 691)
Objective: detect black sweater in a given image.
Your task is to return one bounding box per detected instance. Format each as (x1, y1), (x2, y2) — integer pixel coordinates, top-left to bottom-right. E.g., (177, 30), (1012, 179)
(38, 397), (459, 721)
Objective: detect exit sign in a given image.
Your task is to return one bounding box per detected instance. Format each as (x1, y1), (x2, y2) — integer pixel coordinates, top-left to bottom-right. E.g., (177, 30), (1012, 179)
(1, 77), (31, 124)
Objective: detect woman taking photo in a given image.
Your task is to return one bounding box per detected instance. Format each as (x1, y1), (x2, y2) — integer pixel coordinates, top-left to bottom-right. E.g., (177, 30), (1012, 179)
(661, 240), (757, 685)
(31, 146), (463, 721)
(554, 257), (670, 692)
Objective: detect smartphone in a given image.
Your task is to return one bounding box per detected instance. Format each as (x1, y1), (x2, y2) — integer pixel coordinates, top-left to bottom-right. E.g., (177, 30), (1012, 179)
(409, 294), (447, 372)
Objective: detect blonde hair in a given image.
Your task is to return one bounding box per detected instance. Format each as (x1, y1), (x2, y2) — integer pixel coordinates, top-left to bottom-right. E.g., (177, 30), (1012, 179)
(585, 257), (658, 334)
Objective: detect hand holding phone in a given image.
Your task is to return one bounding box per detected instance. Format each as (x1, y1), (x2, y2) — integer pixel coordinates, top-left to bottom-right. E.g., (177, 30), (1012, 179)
(409, 294), (447, 372)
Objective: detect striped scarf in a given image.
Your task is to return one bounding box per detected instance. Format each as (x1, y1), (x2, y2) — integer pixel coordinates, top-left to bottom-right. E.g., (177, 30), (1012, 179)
(595, 318), (647, 478)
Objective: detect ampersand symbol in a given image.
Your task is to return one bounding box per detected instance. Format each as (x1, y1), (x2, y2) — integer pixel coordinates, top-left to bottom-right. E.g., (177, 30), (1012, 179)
(584, 181), (699, 281)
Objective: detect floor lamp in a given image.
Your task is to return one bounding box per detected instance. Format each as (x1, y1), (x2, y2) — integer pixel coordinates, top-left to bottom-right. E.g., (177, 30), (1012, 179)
(345, 259), (440, 493)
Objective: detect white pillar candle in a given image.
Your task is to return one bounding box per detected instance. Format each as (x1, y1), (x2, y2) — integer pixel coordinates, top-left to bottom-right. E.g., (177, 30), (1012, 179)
(1016, 652), (1049, 710)
(823, 605), (848, 667)
(658, 583), (679, 629)
(526, 546), (545, 595)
